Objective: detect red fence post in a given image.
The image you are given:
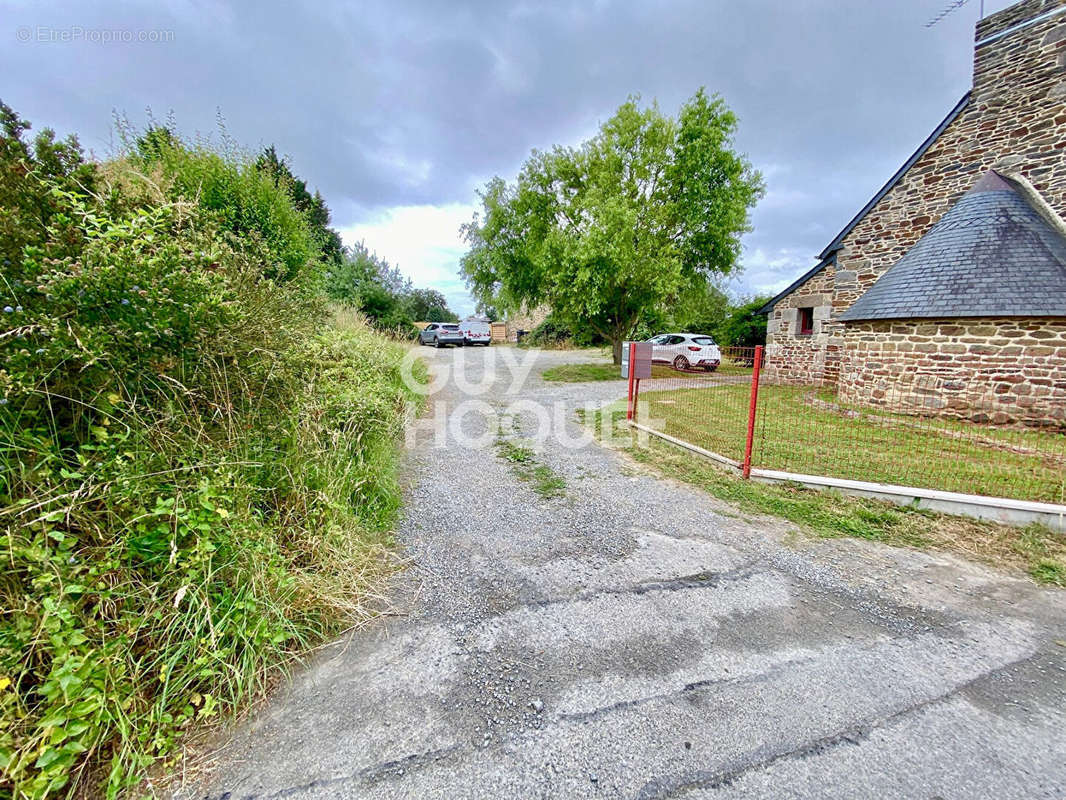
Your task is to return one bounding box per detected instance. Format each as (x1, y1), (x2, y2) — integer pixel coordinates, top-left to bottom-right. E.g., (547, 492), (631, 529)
(742, 345), (764, 479)
(626, 341), (637, 421)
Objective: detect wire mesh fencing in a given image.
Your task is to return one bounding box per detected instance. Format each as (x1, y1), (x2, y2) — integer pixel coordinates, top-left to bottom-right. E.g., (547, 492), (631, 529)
(633, 346), (760, 467)
(632, 343), (1066, 506)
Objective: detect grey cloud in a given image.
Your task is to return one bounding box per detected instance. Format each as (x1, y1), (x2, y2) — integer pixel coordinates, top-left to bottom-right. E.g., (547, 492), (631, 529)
(1, 0), (1015, 297)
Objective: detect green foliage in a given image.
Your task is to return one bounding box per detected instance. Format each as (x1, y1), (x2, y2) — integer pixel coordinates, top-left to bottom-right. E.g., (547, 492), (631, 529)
(406, 288), (458, 323)
(0, 104), (421, 797)
(0, 101), (95, 282)
(323, 243), (456, 337)
(476, 301), (500, 321)
(255, 145), (345, 268)
(461, 89), (763, 363)
(133, 131), (321, 286)
(1030, 559), (1066, 586)
(324, 239), (379, 304)
(524, 314), (606, 349)
(671, 282), (731, 337)
(495, 440), (567, 499)
(715, 295), (770, 347)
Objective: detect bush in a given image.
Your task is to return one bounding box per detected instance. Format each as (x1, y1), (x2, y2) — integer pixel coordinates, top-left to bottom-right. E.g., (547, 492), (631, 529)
(0, 106), (422, 797)
(715, 296), (770, 348)
(134, 129), (321, 286)
(523, 315), (605, 349)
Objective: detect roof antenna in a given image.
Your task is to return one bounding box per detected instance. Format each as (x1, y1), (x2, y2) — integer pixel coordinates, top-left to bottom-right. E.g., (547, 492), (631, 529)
(925, 0), (984, 28)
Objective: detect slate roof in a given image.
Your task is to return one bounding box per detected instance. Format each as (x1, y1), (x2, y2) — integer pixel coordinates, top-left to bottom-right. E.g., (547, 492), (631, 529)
(839, 170), (1066, 321)
(758, 92), (972, 315)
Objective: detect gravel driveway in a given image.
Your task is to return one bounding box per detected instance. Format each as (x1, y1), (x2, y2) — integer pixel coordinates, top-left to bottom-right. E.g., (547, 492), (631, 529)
(183, 346), (1066, 800)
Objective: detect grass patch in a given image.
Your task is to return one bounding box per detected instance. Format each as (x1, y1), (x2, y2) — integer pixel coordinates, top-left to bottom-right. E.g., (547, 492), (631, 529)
(498, 439), (536, 464)
(641, 383), (1066, 504)
(584, 407), (1066, 585)
(542, 363), (621, 382)
(1030, 560), (1066, 586)
(495, 439), (567, 498)
(542, 360), (752, 382)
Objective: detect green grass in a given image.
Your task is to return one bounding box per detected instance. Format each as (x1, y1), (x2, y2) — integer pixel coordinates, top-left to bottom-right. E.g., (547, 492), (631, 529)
(496, 439), (567, 498)
(1030, 559), (1066, 586)
(583, 407), (1066, 585)
(498, 439), (536, 464)
(639, 383), (1066, 504)
(1, 317), (424, 798)
(541, 363), (622, 382)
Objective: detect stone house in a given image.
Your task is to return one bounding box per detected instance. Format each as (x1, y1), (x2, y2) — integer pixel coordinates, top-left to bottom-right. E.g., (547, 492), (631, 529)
(759, 0), (1066, 426)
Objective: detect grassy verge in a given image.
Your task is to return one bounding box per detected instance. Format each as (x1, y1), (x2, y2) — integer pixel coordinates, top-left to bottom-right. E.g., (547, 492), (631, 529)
(542, 362), (752, 382)
(583, 407), (1066, 587)
(541, 363), (620, 382)
(0, 113), (427, 797)
(2, 320), (424, 797)
(641, 383), (1065, 504)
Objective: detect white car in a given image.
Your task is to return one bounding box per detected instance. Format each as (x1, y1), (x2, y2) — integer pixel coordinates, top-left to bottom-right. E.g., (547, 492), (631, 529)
(647, 333), (721, 372)
(459, 319), (492, 346)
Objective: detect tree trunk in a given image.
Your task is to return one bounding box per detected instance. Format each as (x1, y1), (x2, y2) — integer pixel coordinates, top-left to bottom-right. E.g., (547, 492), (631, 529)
(612, 336), (624, 365)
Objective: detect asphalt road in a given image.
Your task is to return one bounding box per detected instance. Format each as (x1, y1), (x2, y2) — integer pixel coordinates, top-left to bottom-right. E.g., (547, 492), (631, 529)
(181, 345), (1066, 800)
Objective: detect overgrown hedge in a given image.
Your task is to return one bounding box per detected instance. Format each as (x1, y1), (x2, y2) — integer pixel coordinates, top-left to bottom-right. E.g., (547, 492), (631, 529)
(0, 106), (421, 797)
(522, 314), (607, 349)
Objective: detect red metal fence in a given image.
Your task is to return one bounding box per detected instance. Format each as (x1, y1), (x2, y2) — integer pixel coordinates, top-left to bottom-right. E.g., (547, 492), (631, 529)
(629, 344), (1066, 506)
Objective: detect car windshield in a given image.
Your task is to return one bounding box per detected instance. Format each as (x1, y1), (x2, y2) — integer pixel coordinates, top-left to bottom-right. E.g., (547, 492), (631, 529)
(442, 324), (460, 331)
(692, 336), (716, 345)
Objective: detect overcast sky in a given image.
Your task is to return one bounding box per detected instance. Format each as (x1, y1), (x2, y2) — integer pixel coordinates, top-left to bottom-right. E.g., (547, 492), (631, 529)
(2, 0), (1016, 316)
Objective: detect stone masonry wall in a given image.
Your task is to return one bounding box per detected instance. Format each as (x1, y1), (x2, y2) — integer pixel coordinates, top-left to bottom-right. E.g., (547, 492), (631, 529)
(837, 318), (1066, 427)
(764, 260), (837, 383)
(505, 304), (551, 340)
(766, 0), (1066, 390)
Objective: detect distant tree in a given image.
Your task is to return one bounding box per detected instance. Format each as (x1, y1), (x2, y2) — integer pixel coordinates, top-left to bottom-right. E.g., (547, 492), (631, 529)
(256, 145), (343, 267)
(325, 241), (379, 304)
(134, 125), (181, 162)
(460, 89), (763, 363)
(358, 282), (403, 322)
(374, 260), (413, 298)
(322, 241), (460, 335)
(405, 288), (456, 322)
(476, 301), (500, 321)
(716, 295), (771, 348)
(666, 280), (731, 336)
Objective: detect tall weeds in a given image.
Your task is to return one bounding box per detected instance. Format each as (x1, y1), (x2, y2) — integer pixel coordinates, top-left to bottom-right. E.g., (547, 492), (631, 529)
(0, 106), (422, 797)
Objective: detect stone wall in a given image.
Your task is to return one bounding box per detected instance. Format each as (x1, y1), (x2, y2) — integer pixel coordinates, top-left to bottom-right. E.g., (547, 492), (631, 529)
(764, 260), (837, 382)
(505, 304), (551, 340)
(837, 318), (1066, 427)
(766, 0), (1066, 388)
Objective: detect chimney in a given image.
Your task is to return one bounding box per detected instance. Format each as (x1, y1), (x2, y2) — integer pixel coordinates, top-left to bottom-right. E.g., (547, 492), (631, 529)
(972, 0), (1066, 105)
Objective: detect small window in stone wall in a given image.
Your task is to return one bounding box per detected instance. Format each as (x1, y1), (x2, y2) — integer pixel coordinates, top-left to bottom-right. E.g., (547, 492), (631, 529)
(797, 307), (814, 336)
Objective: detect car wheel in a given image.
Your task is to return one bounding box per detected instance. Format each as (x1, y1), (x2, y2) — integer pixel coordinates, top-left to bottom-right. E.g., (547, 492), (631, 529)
(673, 355), (690, 371)
(434, 337), (441, 348)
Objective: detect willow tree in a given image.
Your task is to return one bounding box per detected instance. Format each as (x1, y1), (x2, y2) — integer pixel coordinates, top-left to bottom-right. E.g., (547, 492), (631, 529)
(460, 89), (763, 363)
